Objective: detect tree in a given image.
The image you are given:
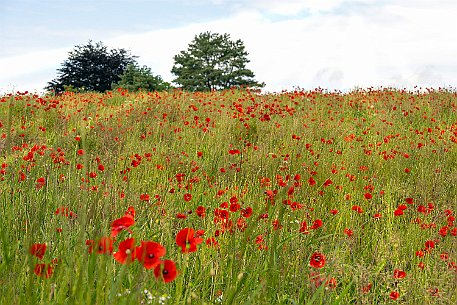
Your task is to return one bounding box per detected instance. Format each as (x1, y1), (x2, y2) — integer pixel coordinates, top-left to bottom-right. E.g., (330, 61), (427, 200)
(46, 41), (137, 93)
(113, 64), (171, 92)
(171, 32), (264, 91)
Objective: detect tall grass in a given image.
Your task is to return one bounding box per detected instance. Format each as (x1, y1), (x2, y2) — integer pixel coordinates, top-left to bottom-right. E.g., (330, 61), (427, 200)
(0, 88), (456, 304)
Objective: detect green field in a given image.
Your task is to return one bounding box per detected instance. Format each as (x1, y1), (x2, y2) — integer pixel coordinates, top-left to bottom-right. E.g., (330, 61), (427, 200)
(0, 88), (456, 304)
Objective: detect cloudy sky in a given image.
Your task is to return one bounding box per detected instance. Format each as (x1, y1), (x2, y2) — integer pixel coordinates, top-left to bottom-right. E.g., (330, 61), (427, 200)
(0, 0), (456, 93)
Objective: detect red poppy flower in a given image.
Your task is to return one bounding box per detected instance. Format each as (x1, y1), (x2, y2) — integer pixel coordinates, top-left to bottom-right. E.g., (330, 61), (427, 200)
(206, 237), (219, 247)
(323, 179), (332, 187)
(183, 193), (192, 202)
(230, 203), (240, 212)
(176, 213), (186, 219)
(390, 291), (400, 300)
(97, 237), (113, 254)
(393, 269), (406, 279)
(309, 252), (326, 268)
(125, 206), (135, 218)
(86, 240), (95, 254)
(154, 259), (178, 283)
(140, 193), (150, 201)
(344, 228), (353, 237)
(308, 177), (316, 186)
(265, 189), (274, 198)
(135, 241), (166, 269)
(241, 207), (253, 218)
(310, 219), (323, 229)
(424, 240), (435, 249)
(34, 263), (53, 278)
(352, 205), (364, 213)
(394, 209), (403, 216)
(299, 221), (309, 234)
(362, 283), (372, 294)
(364, 193), (372, 200)
(29, 243), (46, 260)
(111, 215), (135, 237)
(415, 249), (424, 257)
(196, 206), (206, 217)
(229, 149), (240, 155)
(114, 238), (136, 264)
(176, 228), (203, 253)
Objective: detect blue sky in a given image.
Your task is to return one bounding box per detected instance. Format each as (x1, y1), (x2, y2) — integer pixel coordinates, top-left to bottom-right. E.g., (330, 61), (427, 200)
(1, 0), (456, 93)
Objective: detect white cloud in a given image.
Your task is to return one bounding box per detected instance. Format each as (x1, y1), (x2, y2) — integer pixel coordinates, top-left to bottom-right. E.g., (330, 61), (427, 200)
(1, 1), (456, 94)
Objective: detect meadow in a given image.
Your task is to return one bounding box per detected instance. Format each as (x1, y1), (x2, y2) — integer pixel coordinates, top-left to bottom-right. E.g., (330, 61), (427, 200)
(0, 87), (456, 304)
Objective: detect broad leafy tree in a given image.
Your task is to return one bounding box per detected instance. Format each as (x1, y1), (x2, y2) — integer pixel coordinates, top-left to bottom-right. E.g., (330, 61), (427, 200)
(171, 32), (264, 91)
(46, 41), (137, 93)
(113, 64), (170, 92)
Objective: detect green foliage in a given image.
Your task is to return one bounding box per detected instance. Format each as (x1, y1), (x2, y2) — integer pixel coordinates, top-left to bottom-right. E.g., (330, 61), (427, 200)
(46, 41), (137, 93)
(113, 64), (171, 92)
(171, 31), (264, 91)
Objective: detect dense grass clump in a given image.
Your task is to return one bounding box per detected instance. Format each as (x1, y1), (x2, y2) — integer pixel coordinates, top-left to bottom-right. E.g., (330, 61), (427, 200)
(0, 88), (456, 304)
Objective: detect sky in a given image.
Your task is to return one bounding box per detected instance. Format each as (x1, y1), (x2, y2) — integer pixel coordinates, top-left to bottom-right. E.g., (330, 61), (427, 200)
(0, 0), (456, 94)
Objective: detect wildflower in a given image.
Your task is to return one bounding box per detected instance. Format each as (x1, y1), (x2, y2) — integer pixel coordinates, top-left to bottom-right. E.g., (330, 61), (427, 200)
(34, 263), (53, 278)
(183, 193), (192, 202)
(424, 240), (435, 249)
(206, 237), (219, 247)
(299, 221), (309, 234)
(176, 228), (203, 253)
(241, 207), (253, 218)
(114, 238), (136, 264)
(85, 240), (95, 254)
(230, 202), (240, 212)
(309, 252), (326, 268)
(140, 193), (150, 201)
(97, 237), (113, 254)
(393, 269), (406, 279)
(310, 219), (323, 229)
(344, 228), (353, 237)
(389, 291), (400, 300)
(394, 209), (403, 216)
(352, 205), (364, 214)
(29, 243), (46, 260)
(196, 206), (206, 217)
(176, 213), (186, 219)
(135, 241), (166, 269)
(362, 283), (372, 294)
(36, 177), (46, 189)
(308, 177), (316, 186)
(111, 215), (135, 237)
(323, 179), (332, 187)
(154, 260), (178, 283)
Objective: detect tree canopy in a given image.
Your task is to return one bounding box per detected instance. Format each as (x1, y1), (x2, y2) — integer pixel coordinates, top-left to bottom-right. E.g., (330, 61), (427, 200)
(171, 32), (264, 91)
(46, 41), (137, 93)
(113, 64), (171, 92)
